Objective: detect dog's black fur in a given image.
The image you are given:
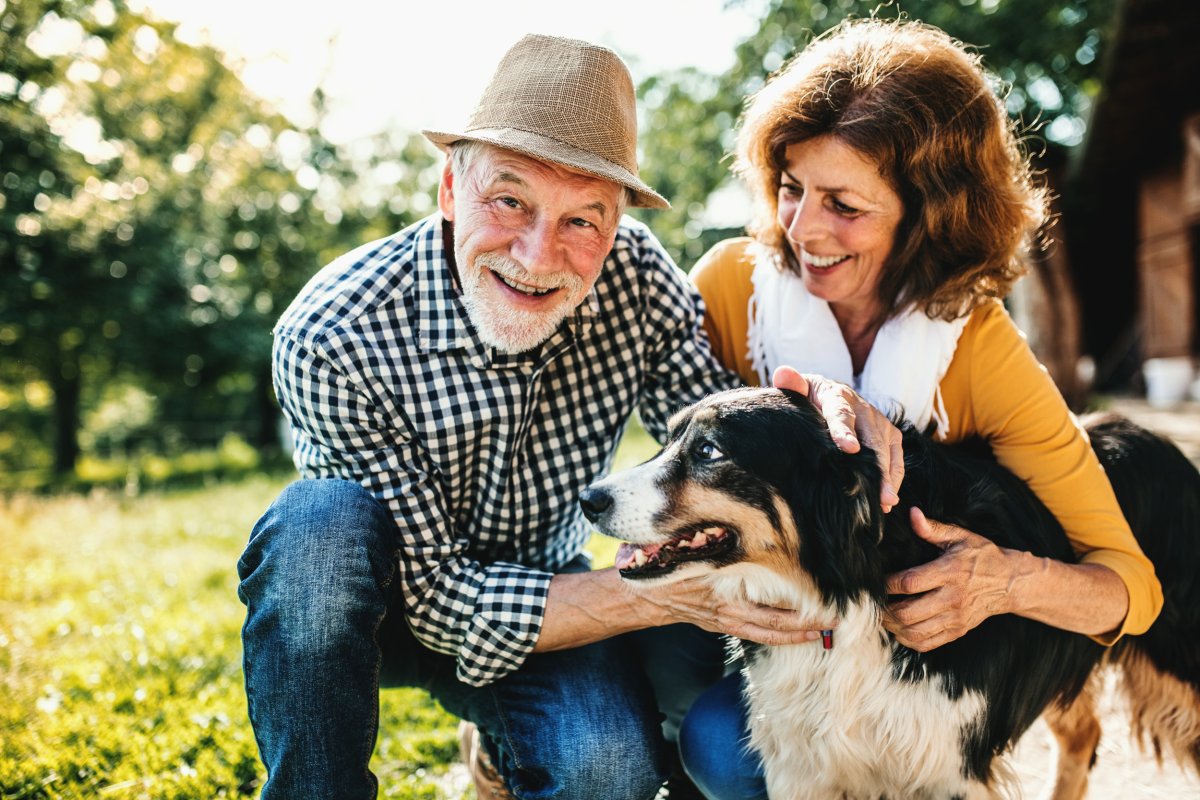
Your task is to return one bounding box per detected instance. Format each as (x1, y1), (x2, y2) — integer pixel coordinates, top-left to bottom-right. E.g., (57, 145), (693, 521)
(675, 387), (1200, 781)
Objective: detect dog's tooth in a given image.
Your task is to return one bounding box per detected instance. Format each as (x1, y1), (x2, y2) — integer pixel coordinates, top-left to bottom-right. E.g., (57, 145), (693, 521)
(634, 549), (648, 567)
(691, 532), (708, 548)
(704, 526), (724, 537)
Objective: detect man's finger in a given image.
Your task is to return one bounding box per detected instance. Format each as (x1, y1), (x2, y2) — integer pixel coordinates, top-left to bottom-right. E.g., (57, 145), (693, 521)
(740, 626), (823, 646)
(746, 602), (836, 631)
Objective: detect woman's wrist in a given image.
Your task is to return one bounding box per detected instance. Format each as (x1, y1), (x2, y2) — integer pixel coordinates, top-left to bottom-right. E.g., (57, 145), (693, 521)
(1006, 553), (1129, 637)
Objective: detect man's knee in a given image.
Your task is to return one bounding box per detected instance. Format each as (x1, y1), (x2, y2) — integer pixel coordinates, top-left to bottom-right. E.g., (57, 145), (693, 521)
(238, 479), (396, 652)
(466, 640), (673, 800)
(495, 715), (668, 800)
(241, 478), (393, 574)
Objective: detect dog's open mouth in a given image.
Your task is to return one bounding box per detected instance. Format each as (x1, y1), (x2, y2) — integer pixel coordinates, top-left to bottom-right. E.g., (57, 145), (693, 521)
(615, 525), (736, 579)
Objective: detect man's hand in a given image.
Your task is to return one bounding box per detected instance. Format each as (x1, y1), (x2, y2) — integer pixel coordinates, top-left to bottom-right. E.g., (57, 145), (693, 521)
(640, 574), (834, 647)
(535, 568), (835, 652)
(883, 507), (1016, 651)
(773, 365), (904, 512)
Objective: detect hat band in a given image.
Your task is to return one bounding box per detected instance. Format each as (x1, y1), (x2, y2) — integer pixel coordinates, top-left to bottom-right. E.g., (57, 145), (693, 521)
(423, 126), (669, 209)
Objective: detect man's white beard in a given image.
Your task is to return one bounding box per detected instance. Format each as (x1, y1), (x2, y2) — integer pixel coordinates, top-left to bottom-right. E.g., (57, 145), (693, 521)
(458, 251), (586, 354)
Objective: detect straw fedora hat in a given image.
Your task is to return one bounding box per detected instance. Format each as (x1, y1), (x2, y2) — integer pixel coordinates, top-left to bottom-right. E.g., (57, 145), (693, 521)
(423, 34), (669, 209)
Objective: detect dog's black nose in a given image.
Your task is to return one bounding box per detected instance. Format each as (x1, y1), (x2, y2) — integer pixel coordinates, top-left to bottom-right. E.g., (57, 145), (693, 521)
(579, 487), (613, 523)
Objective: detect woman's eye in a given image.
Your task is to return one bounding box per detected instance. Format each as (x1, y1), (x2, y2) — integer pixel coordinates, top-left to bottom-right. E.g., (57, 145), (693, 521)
(695, 441), (725, 462)
(780, 182), (803, 197)
(831, 197), (861, 215)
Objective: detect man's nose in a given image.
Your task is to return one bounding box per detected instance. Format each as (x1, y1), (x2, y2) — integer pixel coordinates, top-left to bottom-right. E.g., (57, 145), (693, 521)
(512, 217), (562, 274)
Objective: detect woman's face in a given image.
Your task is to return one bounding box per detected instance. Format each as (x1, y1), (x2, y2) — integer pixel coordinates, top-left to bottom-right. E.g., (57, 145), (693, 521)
(776, 136), (904, 320)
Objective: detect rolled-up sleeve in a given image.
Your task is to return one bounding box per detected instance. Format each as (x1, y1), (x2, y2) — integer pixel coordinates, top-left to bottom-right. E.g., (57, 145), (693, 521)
(962, 302), (1163, 642)
(272, 330), (551, 685)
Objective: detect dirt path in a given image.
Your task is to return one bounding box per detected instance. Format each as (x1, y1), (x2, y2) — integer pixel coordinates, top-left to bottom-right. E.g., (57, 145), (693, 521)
(1009, 671), (1199, 798)
(1103, 396), (1200, 466)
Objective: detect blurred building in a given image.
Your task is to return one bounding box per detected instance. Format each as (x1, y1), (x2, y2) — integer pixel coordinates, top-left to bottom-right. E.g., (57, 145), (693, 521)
(1064, 0), (1200, 402)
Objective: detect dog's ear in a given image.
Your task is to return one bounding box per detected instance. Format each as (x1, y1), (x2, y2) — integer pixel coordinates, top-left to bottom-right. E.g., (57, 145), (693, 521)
(794, 447), (886, 610)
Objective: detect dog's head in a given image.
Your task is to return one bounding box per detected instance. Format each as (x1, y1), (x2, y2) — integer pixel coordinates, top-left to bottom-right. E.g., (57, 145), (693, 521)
(581, 387), (888, 611)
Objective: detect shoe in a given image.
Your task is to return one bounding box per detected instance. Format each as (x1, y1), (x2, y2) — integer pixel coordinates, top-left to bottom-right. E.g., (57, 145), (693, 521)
(458, 720), (514, 799)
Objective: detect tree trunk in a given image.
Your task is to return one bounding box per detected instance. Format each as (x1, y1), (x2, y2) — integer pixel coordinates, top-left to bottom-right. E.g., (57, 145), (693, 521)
(51, 349), (81, 476)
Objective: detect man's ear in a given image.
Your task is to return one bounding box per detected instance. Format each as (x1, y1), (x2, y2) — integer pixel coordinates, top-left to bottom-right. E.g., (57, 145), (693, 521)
(437, 159), (456, 221)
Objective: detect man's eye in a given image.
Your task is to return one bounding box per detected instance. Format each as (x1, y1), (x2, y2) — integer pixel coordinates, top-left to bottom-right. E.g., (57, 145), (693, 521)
(570, 217), (595, 228)
(499, 197), (521, 209)
(695, 441), (725, 462)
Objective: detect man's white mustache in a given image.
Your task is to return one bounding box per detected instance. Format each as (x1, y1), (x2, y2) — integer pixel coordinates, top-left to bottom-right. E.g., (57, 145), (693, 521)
(476, 253), (583, 293)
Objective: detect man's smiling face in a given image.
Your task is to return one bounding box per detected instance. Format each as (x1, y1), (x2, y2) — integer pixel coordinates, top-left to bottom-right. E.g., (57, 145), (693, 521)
(438, 144), (623, 353)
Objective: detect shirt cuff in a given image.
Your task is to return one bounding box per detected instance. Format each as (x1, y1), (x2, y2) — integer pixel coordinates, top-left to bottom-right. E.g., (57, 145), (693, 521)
(1080, 550), (1164, 644)
(455, 565), (552, 686)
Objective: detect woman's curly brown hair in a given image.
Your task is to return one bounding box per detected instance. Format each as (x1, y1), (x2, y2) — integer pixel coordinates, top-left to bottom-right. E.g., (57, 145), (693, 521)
(736, 18), (1048, 321)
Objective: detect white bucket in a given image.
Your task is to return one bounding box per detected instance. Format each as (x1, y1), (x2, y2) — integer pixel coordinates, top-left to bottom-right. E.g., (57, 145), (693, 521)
(1143, 357), (1195, 408)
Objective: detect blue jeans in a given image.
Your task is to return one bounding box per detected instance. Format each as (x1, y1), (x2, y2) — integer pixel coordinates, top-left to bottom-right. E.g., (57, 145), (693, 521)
(238, 479), (724, 799)
(678, 673), (766, 800)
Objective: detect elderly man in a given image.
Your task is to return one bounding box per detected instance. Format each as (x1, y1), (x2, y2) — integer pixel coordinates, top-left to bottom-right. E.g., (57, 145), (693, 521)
(237, 34), (901, 800)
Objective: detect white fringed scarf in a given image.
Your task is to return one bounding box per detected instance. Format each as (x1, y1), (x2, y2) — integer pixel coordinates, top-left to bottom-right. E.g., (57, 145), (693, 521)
(746, 253), (969, 438)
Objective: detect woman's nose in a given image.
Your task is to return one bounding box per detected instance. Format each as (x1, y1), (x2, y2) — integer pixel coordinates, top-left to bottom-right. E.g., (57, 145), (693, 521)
(783, 195), (823, 246)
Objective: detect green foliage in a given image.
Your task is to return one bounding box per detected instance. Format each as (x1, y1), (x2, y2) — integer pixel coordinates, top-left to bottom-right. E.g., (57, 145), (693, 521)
(3, 438), (261, 493)
(0, 0), (435, 482)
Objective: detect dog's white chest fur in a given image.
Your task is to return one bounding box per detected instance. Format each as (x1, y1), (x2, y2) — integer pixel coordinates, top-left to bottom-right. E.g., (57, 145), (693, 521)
(716, 572), (997, 799)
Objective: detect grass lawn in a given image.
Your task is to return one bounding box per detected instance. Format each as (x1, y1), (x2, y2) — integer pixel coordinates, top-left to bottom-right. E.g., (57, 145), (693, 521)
(0, 420), (660, 799)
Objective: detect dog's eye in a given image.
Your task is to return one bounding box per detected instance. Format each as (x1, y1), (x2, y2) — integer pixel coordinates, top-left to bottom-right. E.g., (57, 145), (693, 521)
(694, 441), (725, 462)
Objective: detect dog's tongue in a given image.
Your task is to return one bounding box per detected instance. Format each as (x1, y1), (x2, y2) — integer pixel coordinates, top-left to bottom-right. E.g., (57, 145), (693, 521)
(615, 542), (664, 570)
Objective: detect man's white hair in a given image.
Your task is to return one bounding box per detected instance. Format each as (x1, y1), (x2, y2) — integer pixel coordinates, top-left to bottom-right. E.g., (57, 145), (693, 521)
(448, 140), (631, 217)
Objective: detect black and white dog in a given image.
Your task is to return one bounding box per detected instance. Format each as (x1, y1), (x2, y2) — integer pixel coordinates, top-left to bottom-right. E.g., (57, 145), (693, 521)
(581, 387), (1200, 799)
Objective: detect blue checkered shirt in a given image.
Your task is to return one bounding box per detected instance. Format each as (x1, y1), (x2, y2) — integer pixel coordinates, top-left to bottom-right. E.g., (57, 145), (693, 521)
(272, 213), (737, 685)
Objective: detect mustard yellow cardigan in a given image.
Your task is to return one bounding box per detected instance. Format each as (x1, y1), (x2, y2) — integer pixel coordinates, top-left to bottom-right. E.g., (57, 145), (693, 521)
(692, 238), (1163, 642)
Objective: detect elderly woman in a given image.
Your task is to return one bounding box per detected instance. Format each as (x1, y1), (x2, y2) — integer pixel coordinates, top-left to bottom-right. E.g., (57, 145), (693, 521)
(680, 19), (1163, 798)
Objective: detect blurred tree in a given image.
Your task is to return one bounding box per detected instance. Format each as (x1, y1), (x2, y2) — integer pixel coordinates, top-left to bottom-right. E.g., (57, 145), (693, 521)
(0, 0), (435, 480)
(635, 0), (1118, 266)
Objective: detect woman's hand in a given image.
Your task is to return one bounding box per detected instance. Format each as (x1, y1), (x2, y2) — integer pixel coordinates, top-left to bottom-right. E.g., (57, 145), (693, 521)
(883, 507), (1131, 650)
(883, 508), (1017, 650)
(772, 365), (904, 512)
